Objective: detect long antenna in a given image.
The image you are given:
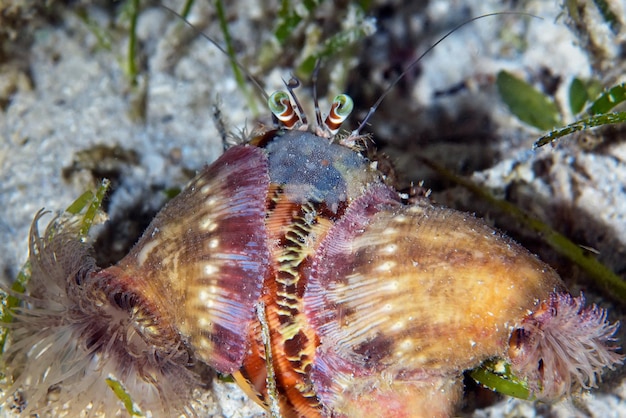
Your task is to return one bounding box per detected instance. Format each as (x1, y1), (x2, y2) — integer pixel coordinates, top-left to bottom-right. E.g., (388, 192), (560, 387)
(161, 5), (269, 102)
(352, 12), (539, 136)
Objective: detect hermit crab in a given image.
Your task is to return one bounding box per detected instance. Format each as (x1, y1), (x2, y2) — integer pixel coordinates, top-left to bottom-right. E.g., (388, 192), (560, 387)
(1, 7), (624, 418)
(2, 78), (622, 416)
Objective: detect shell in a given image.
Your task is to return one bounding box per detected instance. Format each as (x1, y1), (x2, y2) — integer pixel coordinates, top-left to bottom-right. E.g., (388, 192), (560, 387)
(109, 145), (270, 374)
(1, 145), (270, 416)
(304, 185), (565, 416)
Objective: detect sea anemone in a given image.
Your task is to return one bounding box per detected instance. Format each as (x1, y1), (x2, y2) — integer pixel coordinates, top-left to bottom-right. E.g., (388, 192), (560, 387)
(508, 292), (623, 400)
(1, 211), (199, 416)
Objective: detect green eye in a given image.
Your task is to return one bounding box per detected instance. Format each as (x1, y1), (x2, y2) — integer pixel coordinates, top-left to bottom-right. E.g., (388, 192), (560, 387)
(324, 94), (354, 135)
(268, 91), (300, 128)
(332, 94), (354, 118)
(268, 91), (291, 116)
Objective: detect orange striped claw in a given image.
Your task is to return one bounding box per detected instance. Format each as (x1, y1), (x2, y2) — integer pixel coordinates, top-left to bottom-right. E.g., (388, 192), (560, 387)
(269, 90), (301, 129)
(324, 94), (354, 135)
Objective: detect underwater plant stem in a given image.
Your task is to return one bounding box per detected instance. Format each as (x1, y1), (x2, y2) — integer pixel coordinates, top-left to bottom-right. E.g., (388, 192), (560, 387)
(180, 0), (196, 19)
(127, 0), (140, 86)
(79, 178), (110, 238)
(215, 0), (258, 115)
(106, 378), (144, 416)
(535, 112), (626, 148)
(0, 269), (28, 352)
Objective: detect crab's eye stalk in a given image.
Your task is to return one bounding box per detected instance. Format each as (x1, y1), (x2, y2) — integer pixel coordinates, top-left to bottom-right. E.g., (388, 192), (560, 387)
(269, 90), (300, 129)
(324, 94), (354, 135)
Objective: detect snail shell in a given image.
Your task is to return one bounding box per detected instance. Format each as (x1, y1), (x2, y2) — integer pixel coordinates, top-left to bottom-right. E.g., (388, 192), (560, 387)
(107, 145), (270, 373)
(1, 146), (270, 415)
(305, 184), (563, 416)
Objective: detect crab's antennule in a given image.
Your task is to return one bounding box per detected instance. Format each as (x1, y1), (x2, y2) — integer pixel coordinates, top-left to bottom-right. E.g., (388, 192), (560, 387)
(284, 77), (307, 126)
(352, 12), (540, 137)
(162, 5), (269, 102)
(312, 59), (324, 128)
